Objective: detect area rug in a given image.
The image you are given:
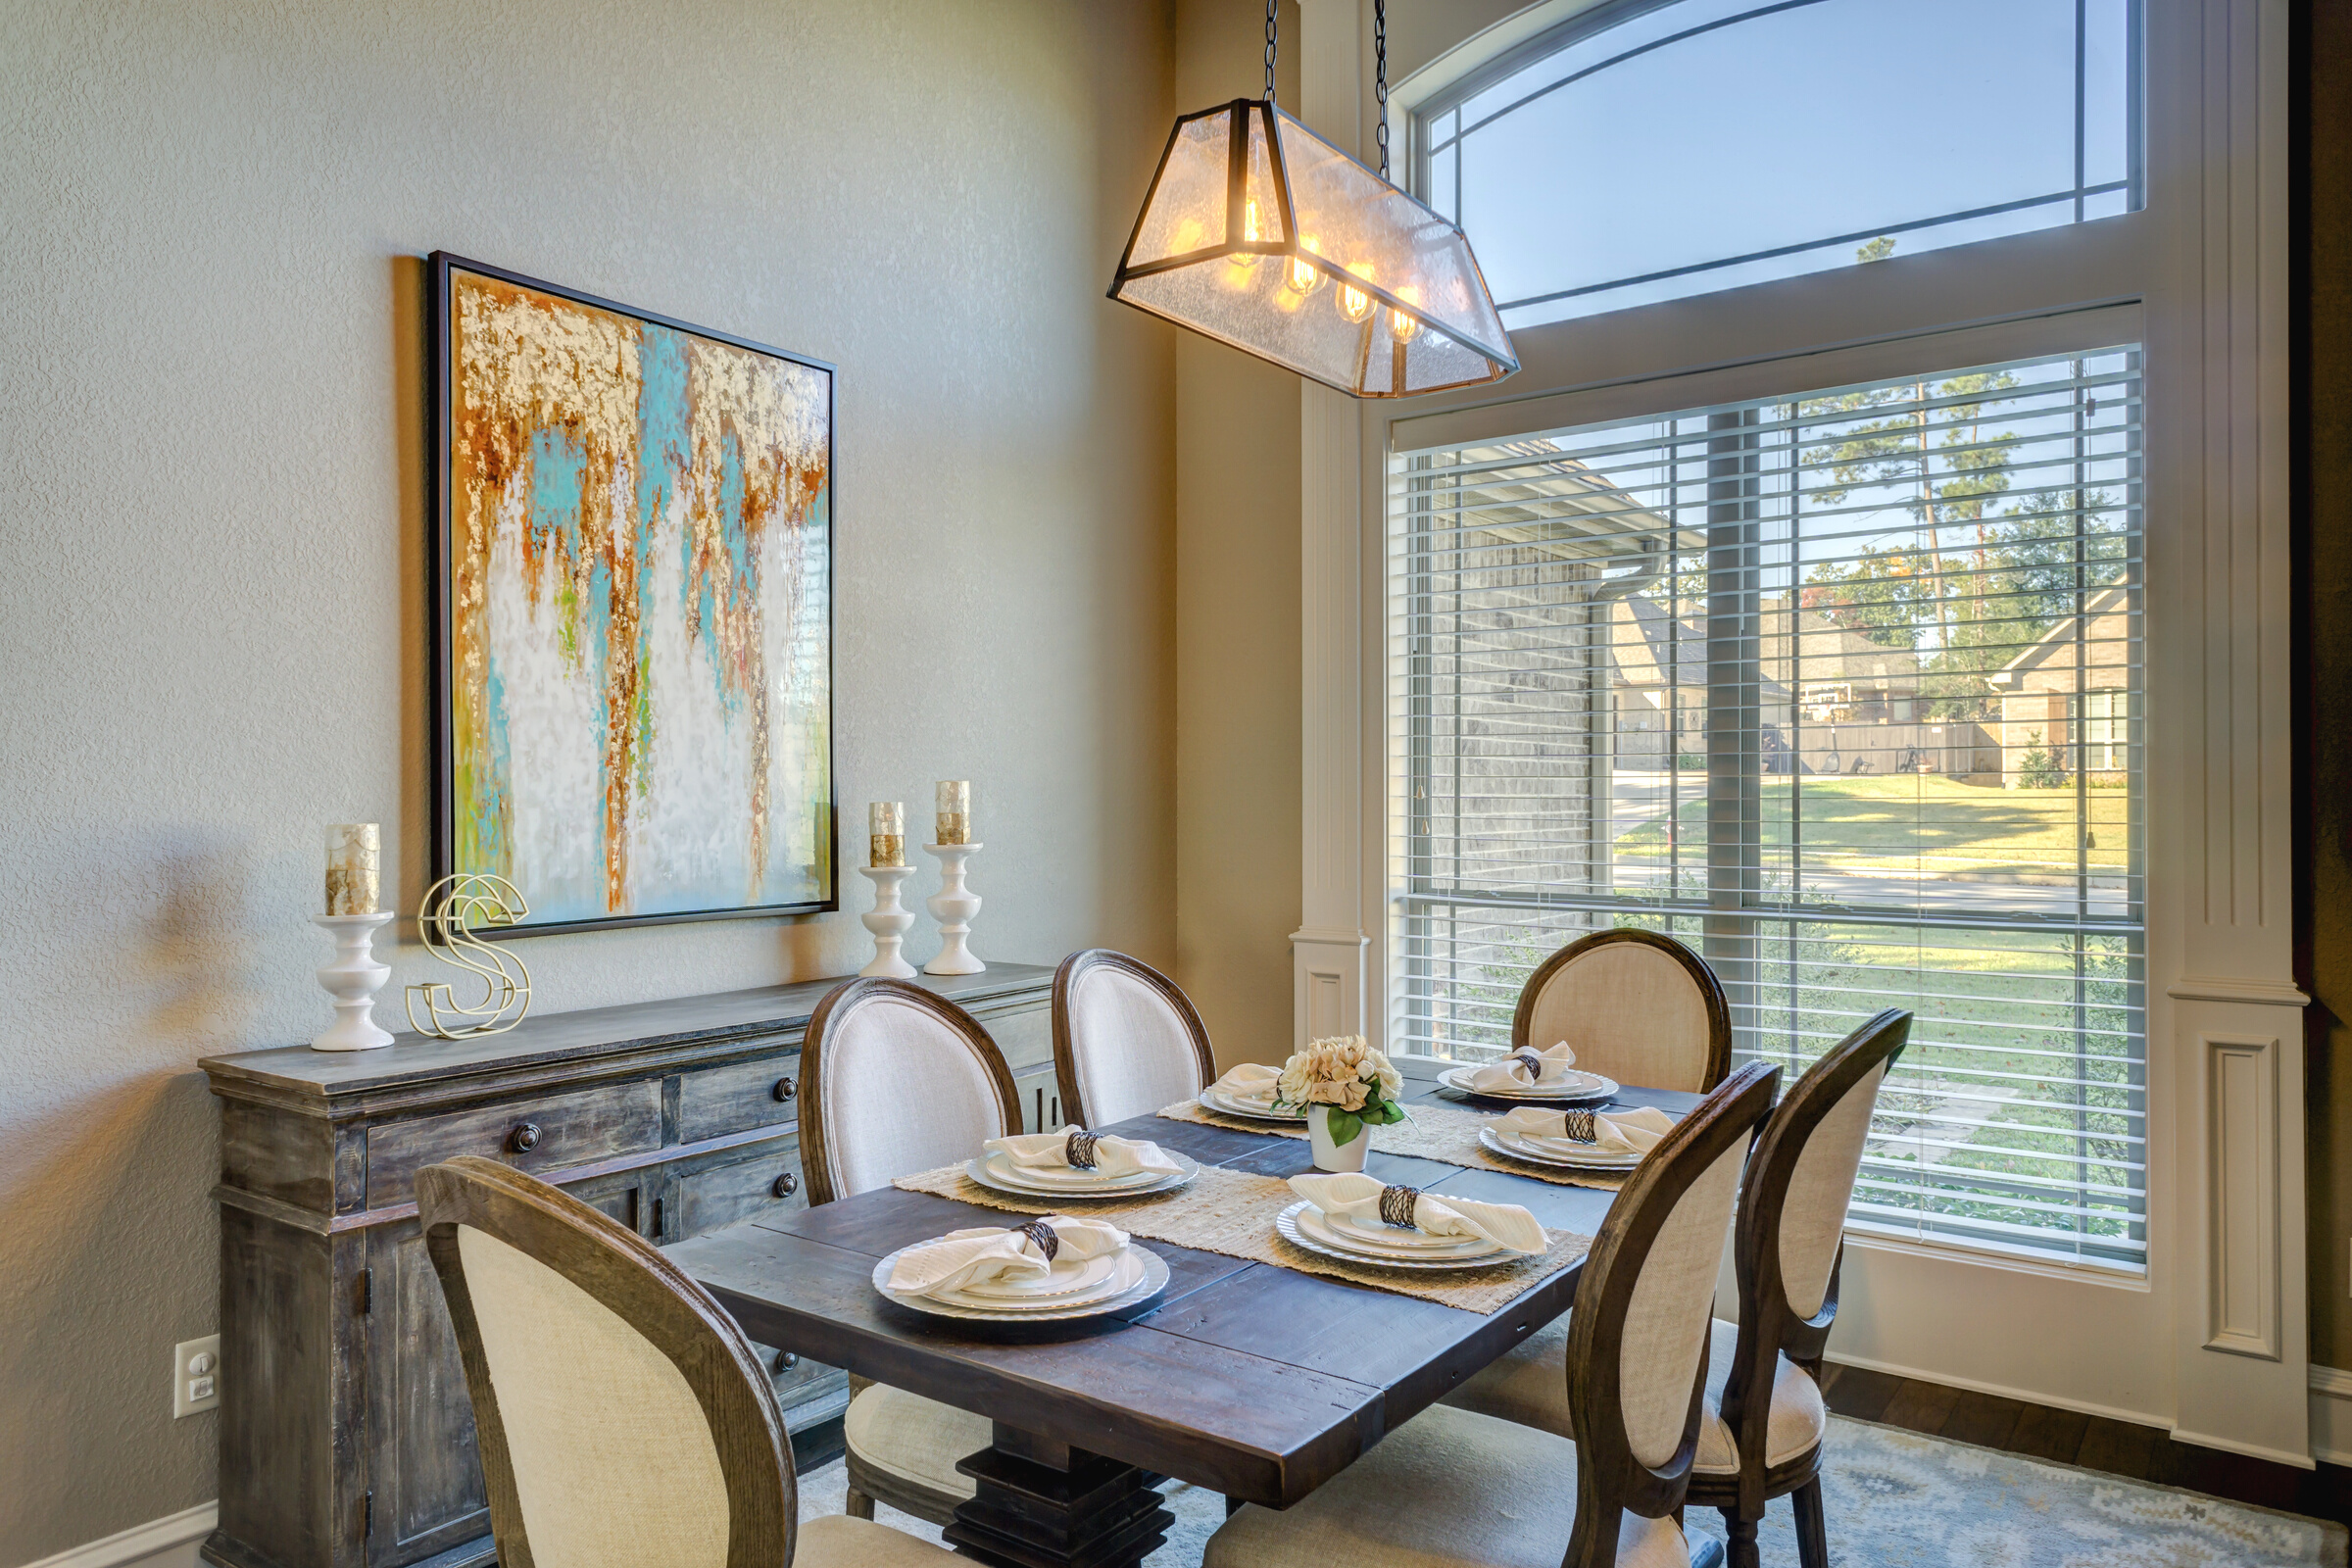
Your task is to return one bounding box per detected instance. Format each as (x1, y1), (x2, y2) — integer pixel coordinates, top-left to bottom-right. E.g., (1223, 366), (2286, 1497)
(796, 1413), (2346, 1567)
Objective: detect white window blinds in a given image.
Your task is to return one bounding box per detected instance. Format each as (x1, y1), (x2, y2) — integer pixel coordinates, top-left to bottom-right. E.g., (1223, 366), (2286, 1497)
(1387, 347), (2145, 1269)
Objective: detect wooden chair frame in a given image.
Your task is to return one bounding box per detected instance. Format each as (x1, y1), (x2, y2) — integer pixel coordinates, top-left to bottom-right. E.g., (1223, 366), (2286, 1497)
(1687, 1008), (1912, 1568)
(1564, 1060), (1780, 1568)
(797, 977), (1020, 1524)
(1051, 949), (1217, 1130)
(1514, 928), (1735, 1093)
(417, 1156), (798, 1568)
(797, 977), (1022, 1208)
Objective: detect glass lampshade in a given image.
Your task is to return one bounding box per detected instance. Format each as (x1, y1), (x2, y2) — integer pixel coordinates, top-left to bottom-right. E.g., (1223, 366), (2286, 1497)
(1108, 99), (1517, 398)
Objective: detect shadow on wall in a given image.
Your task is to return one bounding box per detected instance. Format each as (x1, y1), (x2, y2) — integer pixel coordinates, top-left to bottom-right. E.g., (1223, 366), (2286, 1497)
(0, 840), (260, 1556)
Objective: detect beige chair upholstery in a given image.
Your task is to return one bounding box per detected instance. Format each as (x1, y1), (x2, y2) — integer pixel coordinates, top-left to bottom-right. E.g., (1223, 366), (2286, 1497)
(1204, 1403), (1690, 1568)
(1518, 931), (1728, 1094)
(1054, 951), (1215, 1127)
(1778, 1059), (1886, 1318)
(1439, 1314), (1826, 1474)
(1615, 1138), (1745, 1467)
(417, 1156), (953, 1568)
(800, 979), (1021, 1525)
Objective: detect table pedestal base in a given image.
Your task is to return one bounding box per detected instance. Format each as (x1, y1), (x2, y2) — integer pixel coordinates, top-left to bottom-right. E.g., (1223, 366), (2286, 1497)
(944, 1425), (1173, 1568)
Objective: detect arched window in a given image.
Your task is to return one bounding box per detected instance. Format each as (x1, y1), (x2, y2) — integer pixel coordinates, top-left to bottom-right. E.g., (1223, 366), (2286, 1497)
(1416, 0), (2142, 328)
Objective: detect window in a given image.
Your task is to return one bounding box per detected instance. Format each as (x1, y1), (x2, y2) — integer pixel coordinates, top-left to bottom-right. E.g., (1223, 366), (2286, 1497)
(1416, 0), (2143, 329)
(1387, 345), (2146, 1268)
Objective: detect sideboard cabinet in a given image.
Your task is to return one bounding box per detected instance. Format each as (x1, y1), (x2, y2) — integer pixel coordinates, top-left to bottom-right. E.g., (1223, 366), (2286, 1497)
(199, 964), (1058, 1568)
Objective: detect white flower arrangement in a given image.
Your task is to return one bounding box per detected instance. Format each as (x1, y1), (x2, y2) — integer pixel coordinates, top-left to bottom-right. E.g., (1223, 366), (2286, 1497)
(1275, 1034), (1408, 1147)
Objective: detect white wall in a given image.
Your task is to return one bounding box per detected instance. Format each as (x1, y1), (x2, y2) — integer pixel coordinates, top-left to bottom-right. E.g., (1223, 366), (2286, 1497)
(0, 2), (1177, 1559)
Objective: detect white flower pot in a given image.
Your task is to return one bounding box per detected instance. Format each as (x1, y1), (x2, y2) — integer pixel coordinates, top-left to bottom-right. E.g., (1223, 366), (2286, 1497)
(1308, 1105), (1369, 1172)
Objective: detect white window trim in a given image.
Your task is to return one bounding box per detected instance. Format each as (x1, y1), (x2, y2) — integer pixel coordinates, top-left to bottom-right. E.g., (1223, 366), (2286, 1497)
(1289, 0), (2308, 1466)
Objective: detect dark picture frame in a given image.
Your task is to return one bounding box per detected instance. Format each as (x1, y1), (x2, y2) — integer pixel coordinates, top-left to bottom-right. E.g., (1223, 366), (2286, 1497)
(426, 252), (838, 936)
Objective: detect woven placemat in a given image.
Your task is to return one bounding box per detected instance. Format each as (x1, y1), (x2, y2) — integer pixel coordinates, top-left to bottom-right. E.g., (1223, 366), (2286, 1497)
(892, 1161), (1590, 1315)
(1157, 1098), (1630, 1192)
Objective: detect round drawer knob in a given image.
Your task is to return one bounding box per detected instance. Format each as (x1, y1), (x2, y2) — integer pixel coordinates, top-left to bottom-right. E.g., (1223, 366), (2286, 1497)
(508, 1122), (542, 1153)
(772, 1172), (799, 1199)
(774, 1350), (799, 1372)
(772, 1076), (796, 1102)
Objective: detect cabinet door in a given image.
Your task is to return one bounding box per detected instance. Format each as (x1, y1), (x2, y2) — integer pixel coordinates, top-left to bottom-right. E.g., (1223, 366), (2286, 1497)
(1011, 1062), (1064, 1134)
(362, 1169), (652, 1568)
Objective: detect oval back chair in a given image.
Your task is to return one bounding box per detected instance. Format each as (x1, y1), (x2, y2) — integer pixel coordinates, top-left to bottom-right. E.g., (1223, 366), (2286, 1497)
(416, 1155), (952, 1568)
(1201, 1061), (1781, 1568)
(1052, 949), (1217, 1129)
(1516, 928), (1732, 1093)
(797, 978), (1021, 1526)
(1691, 1007), (1913, 1568)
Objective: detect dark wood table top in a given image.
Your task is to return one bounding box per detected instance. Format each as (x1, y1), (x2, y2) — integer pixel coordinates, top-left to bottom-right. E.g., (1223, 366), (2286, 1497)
(670, 1080), (1701, 1508)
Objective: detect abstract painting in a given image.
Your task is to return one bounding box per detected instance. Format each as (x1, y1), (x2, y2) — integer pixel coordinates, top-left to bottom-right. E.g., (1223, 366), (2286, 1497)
(428, 254), (834, 933)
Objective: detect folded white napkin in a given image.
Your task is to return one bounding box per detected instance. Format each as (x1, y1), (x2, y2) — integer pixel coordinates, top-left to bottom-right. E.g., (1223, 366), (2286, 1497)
(886, 1216), (1129, 1298)
(986, 1125), (1184, 1179)
(1211, 1062), (1282, 1102)
(1466, 1041), (1580, 1092)
(1495, 1103), (1674, 1156)
(1290, 1172), (1546, 1255)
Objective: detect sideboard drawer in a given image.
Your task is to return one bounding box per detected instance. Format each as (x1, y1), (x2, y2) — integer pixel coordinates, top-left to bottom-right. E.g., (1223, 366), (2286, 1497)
(676, 1053), (801, 1144)
(367, 1081), (663, 1208)
(671, 1141), (808, 1238)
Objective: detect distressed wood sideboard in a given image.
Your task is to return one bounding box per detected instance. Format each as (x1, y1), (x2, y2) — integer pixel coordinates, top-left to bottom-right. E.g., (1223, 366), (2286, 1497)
(198, 963), (1060, 1568)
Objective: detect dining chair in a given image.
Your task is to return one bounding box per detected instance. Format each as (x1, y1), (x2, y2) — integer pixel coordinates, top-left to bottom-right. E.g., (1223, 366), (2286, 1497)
(1052, 948), (1218, 1128)
(1204, 1061), (1781, 1568)
(1514, 928), (1733, 1093)
(1441, 1009), (1912, 1568)
(414, 1155), (954, 1568)
(799, 976), (1022, 1527)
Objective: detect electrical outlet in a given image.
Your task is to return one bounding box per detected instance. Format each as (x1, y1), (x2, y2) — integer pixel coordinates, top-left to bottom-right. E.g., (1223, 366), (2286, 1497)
(174, 1335), (220, 1418)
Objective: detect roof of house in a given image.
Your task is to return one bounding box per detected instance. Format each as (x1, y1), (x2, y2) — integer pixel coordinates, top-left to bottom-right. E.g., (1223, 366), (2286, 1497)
(1984, 585), (2132, 690)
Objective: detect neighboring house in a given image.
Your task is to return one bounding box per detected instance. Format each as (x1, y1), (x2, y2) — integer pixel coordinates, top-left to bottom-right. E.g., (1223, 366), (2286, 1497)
(1984, 585), (2133, 787)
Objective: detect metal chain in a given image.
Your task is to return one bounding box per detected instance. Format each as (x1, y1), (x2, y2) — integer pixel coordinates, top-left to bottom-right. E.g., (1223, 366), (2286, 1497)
(1375, 0), (1390, 181)
(1265, 0), (1279, 103)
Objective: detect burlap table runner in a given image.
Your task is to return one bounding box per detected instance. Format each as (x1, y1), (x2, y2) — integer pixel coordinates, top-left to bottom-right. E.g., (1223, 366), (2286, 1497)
(1157, 1097), (1629, 1192)
(892, 1161), (1590, 1315)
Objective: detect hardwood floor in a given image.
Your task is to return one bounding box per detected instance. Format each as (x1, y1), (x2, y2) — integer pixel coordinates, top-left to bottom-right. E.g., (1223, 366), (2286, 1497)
(1817, 1362), (2352, 1527)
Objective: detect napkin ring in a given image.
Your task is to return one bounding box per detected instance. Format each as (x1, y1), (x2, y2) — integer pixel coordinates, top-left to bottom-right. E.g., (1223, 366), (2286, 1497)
(1016, 1220), (1060, 1262)
(1562, 1108), (1598, 1143)
(1510, 1051), (1546, 1081)
(1065, 1130), (1101, 1169)
(1377, 1185), (1421, 1229)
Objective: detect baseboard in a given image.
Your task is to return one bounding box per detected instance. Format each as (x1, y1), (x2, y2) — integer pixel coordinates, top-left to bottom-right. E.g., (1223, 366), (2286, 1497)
(15, 1504), (218, 1568)
(1823, 1348), (2173, 1431)
(2170, 1426), (2318, 1471)
(2312, 1364), (2352, 1467)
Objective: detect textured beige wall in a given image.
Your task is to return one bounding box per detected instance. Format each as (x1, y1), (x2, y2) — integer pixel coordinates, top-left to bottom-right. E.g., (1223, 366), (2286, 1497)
(0, 1), (1175, 1557)
(1171, 0), (1304, 1070)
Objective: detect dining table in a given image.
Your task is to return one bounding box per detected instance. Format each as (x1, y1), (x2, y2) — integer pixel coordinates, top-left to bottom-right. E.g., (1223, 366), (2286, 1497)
(667, 1077), (1701, 1568)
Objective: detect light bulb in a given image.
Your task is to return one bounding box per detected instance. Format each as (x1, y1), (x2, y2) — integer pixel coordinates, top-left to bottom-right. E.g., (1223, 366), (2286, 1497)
(1285, 235), (1325, 298)
(1337, 262), (1375, 324)
(1229, 196), (1265, 268)
(1390, 285), (1423, 343)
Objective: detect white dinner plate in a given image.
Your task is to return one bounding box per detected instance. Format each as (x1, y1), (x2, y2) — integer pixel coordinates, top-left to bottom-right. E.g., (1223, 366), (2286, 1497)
(981, 1153), (1168, 1189)
(1298, 1203), (1502, 1260)
(963, 1152), (1198, 1200)
(953, 1250), (1125, 1300)
(1478, 1124), (1644, 1171)
(1197, 1087), (1306, 1123)
(1438, 1064), (1620, 1102)
(1275, 1201), (1521, 1272)
(946, 1251), (1144, 1311)
(872, 1243), (1169, 1322)
(1322, 1208), (1495, 1253)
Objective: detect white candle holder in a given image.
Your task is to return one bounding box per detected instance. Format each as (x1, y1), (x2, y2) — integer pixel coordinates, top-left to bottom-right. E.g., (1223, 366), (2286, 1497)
(312, 911), (396, 1052)
(857, 865), (919, 978)
(921, 842), (985, 975)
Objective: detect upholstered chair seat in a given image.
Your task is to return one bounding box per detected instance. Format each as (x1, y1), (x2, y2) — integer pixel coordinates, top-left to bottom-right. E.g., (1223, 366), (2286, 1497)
(794, 1516), (964, 1567)
(1054, 950), (1217, 1129)
(1205, 1402), (1691, 1568)
(842, 1383), (988, 1507)
(1441, 1315), (1825, 1473)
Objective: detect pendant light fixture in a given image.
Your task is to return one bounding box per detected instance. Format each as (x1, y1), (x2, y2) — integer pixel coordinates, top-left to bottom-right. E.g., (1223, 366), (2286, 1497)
(1107, 0), (1516, 398)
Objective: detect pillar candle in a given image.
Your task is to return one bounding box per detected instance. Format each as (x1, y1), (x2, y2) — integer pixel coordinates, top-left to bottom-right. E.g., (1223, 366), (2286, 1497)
(324, 823), (380, 915)
(868, 802), (905, 867)
(936, 780), (971, 845)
